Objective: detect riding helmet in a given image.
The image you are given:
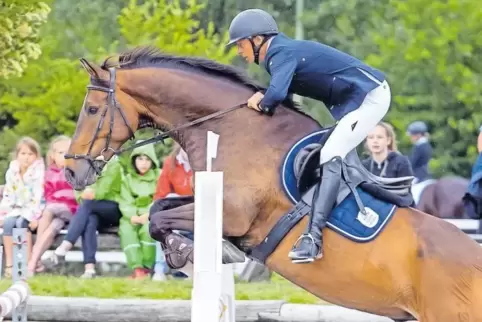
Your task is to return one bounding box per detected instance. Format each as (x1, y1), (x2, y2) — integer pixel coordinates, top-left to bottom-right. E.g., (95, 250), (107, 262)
(226, 9), (279, 46)
(406, 121), (428, 135)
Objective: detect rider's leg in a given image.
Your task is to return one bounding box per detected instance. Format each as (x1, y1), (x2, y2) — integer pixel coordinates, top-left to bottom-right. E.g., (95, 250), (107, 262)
(289, 80), (391, 263)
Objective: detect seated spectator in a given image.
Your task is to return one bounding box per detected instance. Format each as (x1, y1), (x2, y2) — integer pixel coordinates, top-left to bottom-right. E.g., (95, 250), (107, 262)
(47, 156), (123, 278)
(0, 137), (44, 278)
(363, 122), (413, 178)
(406, 121), (433, 183)
(119, 143), (160, 279)
(152, 144), (193, 280)
(154, 144), (193, 200)
(28, 135), (78, 276)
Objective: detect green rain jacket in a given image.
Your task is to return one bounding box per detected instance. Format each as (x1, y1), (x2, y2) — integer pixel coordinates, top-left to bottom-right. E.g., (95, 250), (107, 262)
(75, 157), (123, 203)
(119, 143), (160, 219)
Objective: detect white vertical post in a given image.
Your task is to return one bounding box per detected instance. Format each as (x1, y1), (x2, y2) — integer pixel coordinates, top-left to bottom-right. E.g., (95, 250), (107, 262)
(191, 131), (235, 322)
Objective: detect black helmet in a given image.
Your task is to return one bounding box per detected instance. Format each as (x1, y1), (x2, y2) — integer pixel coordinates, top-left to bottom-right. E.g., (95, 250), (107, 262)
(227, 9), (279, 46)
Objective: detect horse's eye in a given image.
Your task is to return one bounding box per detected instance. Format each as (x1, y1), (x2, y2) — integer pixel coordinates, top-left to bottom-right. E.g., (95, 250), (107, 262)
(87, 106), (99, 115)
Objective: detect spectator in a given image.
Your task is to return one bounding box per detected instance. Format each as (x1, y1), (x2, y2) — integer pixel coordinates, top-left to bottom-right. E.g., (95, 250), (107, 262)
(28, 136), (78, 276)
(406, 121), (433, 183)
(154, 144), (193, 200)
(47, 156), (123, 278)
(362, 122), (413, 178)
(119, 143), (160, 279)
(463, 125), (482, 219)
(152, 144), (193, 280)
(478, 125), (482, 154)
(0, 137), (44, 278)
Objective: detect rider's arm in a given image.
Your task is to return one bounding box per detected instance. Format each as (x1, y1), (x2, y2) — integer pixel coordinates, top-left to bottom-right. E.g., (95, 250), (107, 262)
(259, 50), (297, 113)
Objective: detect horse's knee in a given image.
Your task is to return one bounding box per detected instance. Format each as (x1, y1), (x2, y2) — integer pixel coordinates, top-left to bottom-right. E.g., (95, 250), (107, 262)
(149, 196), (194, 217)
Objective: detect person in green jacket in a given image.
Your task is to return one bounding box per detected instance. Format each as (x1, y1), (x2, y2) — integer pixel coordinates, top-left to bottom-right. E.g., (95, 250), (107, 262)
(119, 143), (160, 279)
(46, 157), (123, 278)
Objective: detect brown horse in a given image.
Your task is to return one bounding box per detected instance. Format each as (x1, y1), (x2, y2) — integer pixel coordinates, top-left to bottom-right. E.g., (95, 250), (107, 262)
(415, 176), (470, 219)
(64, 46), (482, 322)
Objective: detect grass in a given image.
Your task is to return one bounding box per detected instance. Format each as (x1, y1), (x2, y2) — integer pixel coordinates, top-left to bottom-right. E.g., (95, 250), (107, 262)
(0, 274), (324, 304)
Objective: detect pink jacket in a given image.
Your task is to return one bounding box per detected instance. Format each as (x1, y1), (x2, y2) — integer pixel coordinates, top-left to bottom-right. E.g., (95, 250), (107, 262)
(44, 165), (78, 214)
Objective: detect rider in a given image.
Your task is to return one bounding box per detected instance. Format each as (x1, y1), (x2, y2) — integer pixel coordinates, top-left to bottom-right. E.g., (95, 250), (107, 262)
(227, 9), (391, 264)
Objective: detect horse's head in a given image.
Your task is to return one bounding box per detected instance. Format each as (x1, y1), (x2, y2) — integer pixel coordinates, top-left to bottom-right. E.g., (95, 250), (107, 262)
(64, 58), (141, 190)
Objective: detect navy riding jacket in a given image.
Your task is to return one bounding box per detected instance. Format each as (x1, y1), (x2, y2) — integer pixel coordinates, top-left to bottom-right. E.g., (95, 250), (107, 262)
(259, 33), (386, 120)
(408, 137), (433, 182)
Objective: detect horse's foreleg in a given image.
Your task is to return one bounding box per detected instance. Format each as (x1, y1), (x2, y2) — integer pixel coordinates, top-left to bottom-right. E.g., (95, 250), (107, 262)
(149, 202), (195, 242)
(149, 201), (245, 270)
(149, 203), (195, 270)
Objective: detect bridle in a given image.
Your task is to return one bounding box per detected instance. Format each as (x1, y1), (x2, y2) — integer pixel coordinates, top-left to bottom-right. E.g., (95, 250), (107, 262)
(64, 67), (135, 175)
(64, 66), (245, 174)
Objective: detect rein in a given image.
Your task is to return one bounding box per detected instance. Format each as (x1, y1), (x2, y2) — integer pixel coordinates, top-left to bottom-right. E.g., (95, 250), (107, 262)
(115, 102), (245, 155)
(65, 66), (245, 173)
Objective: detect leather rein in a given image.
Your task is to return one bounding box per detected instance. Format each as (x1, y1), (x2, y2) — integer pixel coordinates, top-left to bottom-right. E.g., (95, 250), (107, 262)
(64, 67), (245, 174)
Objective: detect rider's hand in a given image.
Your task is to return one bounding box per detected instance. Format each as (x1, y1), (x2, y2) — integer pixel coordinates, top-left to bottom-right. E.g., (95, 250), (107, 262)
(130, 216), (140, 225)
(247, 92), (264, 111)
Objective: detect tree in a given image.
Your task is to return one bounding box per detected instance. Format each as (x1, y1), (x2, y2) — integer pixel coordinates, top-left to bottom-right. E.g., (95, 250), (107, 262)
(118, 0), (236, 63)
(0, 0), (239, 182)
(0, 1), (51, 79)
(366, 0), (482, 177)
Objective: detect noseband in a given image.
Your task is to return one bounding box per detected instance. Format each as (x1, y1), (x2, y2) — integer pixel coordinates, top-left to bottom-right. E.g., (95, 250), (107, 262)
(65, 66), (246, 175)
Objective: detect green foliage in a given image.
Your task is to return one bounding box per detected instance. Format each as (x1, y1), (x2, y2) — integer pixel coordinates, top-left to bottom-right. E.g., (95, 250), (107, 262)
(365, 0), (482, 176)
(118, 0), (236, 62)
(0, 1), (51, 79)
(0, 0), (237, 183)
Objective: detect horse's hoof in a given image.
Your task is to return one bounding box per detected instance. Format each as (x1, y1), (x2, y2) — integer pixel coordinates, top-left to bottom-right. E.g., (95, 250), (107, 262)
(163, 233), (194, 270)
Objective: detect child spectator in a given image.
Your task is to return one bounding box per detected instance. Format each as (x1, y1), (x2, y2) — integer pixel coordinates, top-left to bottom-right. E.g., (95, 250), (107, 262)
(47, 156), (123, 278)
(152, 144), (193, 280)
(119, 143), (160, 279)
(28, 135), (77, 276)
(154, 144), (193, 199)
(362, 122), (413, 178)
(0, 137), (44, 278)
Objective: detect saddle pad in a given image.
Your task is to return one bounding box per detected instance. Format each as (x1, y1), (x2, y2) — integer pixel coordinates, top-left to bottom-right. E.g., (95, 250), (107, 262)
(281, 130), (397, 242)
(328, 187), (396, 242)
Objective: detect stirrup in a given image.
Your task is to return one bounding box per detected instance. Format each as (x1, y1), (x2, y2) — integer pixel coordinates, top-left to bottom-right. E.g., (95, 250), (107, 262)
(289, 234), (323, 264)
(291, 233), (314, 250)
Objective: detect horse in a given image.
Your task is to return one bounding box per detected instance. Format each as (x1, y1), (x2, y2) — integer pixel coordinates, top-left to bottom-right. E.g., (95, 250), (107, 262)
(414, 176), (470, 219)
(64, 46), (482, 322)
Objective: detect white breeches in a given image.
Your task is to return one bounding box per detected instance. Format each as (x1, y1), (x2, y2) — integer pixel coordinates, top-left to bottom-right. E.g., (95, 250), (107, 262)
(319, 79), (391, 164)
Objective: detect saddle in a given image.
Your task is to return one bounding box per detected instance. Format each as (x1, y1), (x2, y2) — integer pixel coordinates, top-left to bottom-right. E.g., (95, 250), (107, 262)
(293, 142), (415, 208)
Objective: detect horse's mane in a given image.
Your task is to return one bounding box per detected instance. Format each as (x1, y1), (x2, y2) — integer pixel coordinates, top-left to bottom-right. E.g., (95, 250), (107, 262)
(101, 45), (312, 117)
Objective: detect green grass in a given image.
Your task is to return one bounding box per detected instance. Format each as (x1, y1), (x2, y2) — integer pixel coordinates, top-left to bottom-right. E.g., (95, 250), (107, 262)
(0, 274), (324, 304)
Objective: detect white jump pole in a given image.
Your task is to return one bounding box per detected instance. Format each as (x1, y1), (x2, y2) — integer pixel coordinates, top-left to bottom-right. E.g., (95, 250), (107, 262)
(191, 131), (235, 322)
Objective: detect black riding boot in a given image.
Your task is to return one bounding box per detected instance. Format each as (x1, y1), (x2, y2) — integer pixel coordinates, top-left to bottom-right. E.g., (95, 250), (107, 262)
(288, 156), (343, 263)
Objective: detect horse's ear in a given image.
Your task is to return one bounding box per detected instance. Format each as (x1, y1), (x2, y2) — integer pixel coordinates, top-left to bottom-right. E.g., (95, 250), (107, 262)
(79, 58), (104, 79)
